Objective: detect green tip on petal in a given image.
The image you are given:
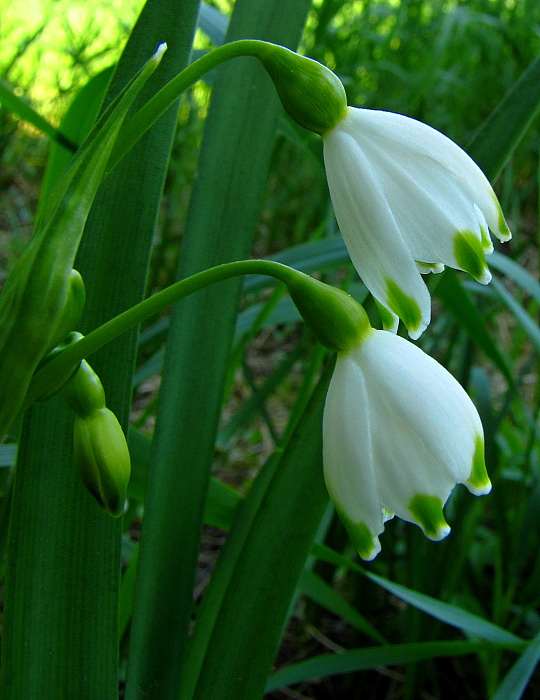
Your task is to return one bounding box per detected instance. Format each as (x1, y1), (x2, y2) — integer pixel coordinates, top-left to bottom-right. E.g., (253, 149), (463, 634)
(416, 261), (445, 275)
(335, 507), (381, 560)
(466, 435), (491, 496)
(385, 278), (422, 338)
(454, 230), (491, 284)
(492, 192), (512, 242)
(480, 225), (493, 252)
(375, 299), (399, 333)
(408, 494), (451, 541)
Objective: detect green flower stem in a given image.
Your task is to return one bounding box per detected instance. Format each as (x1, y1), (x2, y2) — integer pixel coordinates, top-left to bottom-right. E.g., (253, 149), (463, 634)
(24, 260), (305, 410)
(109, 39), (345, 171)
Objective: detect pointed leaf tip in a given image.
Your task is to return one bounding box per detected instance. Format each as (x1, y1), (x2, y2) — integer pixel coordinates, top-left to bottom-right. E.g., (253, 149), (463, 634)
(153, 43), (168, 62)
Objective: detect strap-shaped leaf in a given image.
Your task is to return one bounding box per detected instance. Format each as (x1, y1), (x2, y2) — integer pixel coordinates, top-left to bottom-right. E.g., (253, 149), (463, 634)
(124, 1), (313, 697)
(0, 1), (200, 697)
(180, 362), (333, 700)
(466, 54), (540, 181)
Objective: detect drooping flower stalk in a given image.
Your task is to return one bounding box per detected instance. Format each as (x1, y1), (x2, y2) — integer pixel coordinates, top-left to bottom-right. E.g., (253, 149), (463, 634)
(27, 260), (488, 551)
(108, 39), (510, 339)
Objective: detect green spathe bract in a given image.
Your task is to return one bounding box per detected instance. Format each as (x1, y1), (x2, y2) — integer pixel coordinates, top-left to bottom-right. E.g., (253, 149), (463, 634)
(0, 43), (167, 439)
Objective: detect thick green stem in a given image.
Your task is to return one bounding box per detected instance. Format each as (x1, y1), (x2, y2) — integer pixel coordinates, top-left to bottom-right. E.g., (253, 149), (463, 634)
(24, 260), (301, 409)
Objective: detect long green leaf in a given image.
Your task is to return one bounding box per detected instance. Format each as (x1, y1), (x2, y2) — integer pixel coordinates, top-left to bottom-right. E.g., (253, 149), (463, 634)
(491, 629), (540, 700)
(313, 544), (523, 646)
(299, 569), (387, 644)
(182, 361), (332, 700)
(466, 54), (540, 181)
(0, 2), (200, 697)
(266, 640), (512, 692)
(37, 66), (115, 217)
(124, 1), (313, 697)
(489, 252), (540, 305)
(491, 276), (540, 355)
(434, 269), (513, 384)
(0, 80), (77, 151)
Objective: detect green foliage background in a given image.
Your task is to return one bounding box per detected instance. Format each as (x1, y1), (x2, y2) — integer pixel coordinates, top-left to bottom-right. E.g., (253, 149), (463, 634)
(1, 0), (540, 698)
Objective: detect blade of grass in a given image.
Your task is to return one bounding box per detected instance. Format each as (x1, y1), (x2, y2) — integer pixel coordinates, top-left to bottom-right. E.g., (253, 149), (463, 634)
(489, 252), (540, 304)
(490, 629), (540, 700)
(124, 1), (313, 697)
(266, 640), (511, 692)
(313, 544), (524, 646)
(299, 568), (387, 644)
(466, 54), (540, 181)
(0, 79), (78, 150)
(491, 276), (540, 354)
(434, 269), (513, 384)
(37, 66), (115, 217)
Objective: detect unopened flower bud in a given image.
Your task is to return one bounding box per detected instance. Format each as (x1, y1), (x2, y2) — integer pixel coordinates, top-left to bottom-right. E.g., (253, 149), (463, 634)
(285, 271), (370, 352)
(73, 408), (131, 517)
(62, 359), (131, 516)
(248, 42), (347, 135)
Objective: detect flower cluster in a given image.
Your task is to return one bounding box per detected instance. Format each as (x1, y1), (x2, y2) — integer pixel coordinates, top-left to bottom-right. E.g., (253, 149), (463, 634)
(265, 46), (510, 558)
(317, 107), (509, 556)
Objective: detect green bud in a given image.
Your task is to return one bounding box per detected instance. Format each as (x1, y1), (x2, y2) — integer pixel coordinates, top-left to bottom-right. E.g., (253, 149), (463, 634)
(286, 271), (371, 352)
(253, 42), (347, 135)
(73, 408), (131, 517)
(62, 359), (106, 418)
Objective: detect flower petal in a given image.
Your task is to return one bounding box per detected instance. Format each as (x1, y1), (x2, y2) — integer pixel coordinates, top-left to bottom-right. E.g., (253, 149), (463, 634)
(343, 108), (511, 242)
(323, 127), (431, 338)
(322, 351), (383, 559)
(356, 132), (492, 282)
(349, 331), (489, 536)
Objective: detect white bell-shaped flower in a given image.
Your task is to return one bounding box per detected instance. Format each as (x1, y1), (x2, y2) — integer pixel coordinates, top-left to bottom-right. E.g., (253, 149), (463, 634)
(323, 107), (511, 339)
(323, 329), (490, 560)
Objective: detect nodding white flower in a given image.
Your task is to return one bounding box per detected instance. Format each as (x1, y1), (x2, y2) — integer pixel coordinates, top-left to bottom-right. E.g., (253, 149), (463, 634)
(323, 328), (490, 561)
(323, 107), (511, 339)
